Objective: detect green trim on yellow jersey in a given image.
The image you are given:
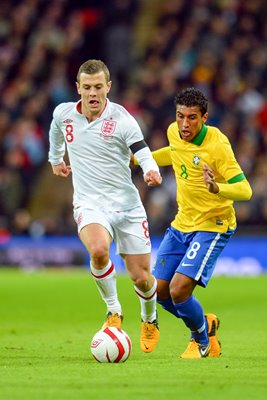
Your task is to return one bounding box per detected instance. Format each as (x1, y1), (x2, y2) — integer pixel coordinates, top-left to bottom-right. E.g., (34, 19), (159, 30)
(191, 124), (208, 145)
(227, 172), (246, 183)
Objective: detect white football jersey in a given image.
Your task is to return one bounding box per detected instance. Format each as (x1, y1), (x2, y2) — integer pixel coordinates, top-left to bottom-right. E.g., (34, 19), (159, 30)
(48, 99), (146, 211)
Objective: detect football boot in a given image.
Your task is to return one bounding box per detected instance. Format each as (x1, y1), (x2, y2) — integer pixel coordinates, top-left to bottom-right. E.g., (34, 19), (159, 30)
(205, 313), (221, 357)
(140, 317), (160, 353)
(180, 339), (210, 359)
(102, 312), (123, 329)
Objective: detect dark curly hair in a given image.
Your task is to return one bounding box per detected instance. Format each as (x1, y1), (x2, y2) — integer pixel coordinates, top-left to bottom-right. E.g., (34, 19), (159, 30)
(174, 87), (208, 116)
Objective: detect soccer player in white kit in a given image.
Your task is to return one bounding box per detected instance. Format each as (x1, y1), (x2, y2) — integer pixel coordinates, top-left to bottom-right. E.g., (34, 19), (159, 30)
(48, 59), (162, 353)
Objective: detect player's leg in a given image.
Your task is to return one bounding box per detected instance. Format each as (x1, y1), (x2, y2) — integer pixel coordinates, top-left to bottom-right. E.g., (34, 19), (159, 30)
(124, 252), (160, 353)
(76, 208), (123, 328)
(171, 230), (234, 358)
(157, 280), (178, 317)
(124, 253), (157, 322)
(169, 272), (210, 358)
(115, 205), (159, 352)
(153, 227), (186, 317)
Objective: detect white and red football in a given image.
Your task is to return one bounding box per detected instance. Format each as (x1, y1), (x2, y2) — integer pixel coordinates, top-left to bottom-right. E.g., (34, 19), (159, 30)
(90, 327), (132, 363)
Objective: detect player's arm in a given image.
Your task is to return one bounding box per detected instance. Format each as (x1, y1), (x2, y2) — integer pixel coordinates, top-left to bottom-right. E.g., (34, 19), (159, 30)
(133, 146), (172, 167)
(48, 110), (71, 178)
(217, 180), (252, 200)
(130, 140), (162, 186)
(203, 164), (252, 201)
(151, 147), (172, 166)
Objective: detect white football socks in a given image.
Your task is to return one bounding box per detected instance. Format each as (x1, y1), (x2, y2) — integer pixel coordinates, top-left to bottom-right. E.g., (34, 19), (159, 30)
(134, 277), (157, 323)
(90, 260), (122, 315)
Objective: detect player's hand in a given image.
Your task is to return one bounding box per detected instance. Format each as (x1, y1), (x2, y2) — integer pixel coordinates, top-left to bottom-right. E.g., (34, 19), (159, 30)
(144, 170), (162, 187)
(203, 164), (219, 194)
(51, 162), (71, 178)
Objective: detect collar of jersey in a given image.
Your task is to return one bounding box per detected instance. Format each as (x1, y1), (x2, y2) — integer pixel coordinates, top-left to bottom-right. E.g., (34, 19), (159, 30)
(191, 124), (208, 146)
(75, 98), (110, 118)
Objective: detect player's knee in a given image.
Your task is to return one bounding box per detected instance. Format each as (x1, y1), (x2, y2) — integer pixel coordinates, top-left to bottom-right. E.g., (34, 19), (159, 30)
(169, 281), (189, 303)
(156, 280), (170, 301)
(89, 243), (109, 264)
(133, 272), (151, 291)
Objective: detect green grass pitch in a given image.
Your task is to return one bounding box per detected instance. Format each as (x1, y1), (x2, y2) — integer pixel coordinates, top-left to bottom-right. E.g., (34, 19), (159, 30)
(1, 268), (267, 400)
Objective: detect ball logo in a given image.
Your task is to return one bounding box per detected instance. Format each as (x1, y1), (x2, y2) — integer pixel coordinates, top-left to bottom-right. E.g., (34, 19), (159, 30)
(91, 339), (104, 348)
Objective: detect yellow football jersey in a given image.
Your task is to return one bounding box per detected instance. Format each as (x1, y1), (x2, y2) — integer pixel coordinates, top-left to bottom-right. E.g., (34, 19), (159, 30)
(163, 122), (246, 233)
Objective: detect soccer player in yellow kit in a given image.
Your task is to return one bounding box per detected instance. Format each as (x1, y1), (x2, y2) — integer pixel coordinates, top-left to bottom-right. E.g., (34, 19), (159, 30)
(151, 87), (252, 358)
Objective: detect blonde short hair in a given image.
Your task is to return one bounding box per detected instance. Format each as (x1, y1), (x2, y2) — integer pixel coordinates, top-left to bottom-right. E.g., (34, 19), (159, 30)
(77, 59), (110, 83)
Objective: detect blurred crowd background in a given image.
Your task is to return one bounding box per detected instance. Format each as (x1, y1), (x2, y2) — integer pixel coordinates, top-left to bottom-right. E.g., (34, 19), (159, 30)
(0, 0), (267, 239)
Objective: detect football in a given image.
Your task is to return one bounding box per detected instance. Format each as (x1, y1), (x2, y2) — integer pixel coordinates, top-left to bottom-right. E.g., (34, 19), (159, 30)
(90, 327), (132, 363)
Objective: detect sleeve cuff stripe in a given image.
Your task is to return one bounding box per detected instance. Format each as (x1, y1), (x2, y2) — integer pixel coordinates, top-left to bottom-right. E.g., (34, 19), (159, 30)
(227, 172), (246, 184)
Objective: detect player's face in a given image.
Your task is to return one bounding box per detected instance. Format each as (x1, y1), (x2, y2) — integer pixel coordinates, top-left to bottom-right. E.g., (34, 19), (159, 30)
(76, 72), (112, 119)
(176, 105), (208, 142)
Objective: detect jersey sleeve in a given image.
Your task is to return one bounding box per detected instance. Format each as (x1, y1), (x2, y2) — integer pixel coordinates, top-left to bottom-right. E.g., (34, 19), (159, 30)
(134, 146), (172, 167)
(213, 135), (252, 200)
(151, 147), (172, 166)
(213, 136), (244, 182)
(48, 106), (66, 165)
(134, 147), (160, 175)
(217, 179), (252, 201)
(122, 113), (144, 148)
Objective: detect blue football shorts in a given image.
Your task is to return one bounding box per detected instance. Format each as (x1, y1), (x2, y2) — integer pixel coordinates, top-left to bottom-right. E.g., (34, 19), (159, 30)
(152, 226), (235, 287)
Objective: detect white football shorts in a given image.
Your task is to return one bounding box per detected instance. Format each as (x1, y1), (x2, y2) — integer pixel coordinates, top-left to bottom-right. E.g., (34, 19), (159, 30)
(73, 205), (151, 255)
